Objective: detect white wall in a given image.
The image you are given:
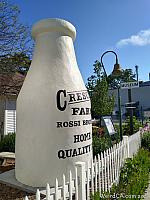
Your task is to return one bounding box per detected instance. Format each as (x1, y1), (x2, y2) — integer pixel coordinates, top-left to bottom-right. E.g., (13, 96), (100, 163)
(110, 85), (150, 116)
(4, 98), (16, 135)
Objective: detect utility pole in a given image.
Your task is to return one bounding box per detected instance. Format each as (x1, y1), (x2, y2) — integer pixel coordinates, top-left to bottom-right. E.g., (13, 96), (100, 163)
(128, 89), (134, 135)
(141, 106), (144, 125)
(135, 65), (139, 81)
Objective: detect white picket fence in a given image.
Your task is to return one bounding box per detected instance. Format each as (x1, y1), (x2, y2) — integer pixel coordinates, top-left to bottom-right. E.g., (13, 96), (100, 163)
(24, 127), (149, 200)
(128, 130), (141, 158)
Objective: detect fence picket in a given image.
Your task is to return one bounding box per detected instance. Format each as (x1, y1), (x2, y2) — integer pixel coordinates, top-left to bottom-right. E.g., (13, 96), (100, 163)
(101, 151), (104, 192)
(116, 143), (119, 180)
(117, 143), (121, 182)
(24, 196), (29, 200)
(122, 140), (125, 164)
(98, 154), (101, 194)
(75, 167), (78, 200)
(62, 174), (66, 200)
(75, 161), (86, 200)
(46, 183), (50, 200)
(116, 143), (119, 183)
(120, 141), (123, 168)
(104, 151), (107, 191)
(87, 161), (90, 200)
(91, 159), (94, 194)
(55, 178), (59, 200)
(107, 148), (111, 192)
(123, 136), (129, 158)
(36, 189), (40, 200)
(94, 156), (98, 192)
(109, 147), (113, 187)
(122, 137), (126, 159)
(112, 146), (115, 184)
(115, 144), (118, 183)
(69, 170), (73, 200)
(107, 149), (110, 192)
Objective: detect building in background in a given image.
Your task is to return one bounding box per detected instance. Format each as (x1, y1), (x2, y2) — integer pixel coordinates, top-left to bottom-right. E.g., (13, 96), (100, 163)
(110, 81), (150, 120)
(0, 72), (24, 137)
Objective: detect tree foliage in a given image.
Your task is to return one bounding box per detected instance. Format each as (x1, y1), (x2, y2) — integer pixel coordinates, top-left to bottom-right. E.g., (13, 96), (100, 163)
(107, 68), (136, 89)
(0, 0), (32, 73)
(0, 0), (32, 95)
(86, 58), (137, 117)
(0, 0), (32, 56)
(0, 53), (31, 74)
(86, 60), (114, 117)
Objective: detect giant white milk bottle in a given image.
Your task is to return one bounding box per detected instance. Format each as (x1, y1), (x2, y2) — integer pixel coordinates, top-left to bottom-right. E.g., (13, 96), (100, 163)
(15, 18), (92, 187)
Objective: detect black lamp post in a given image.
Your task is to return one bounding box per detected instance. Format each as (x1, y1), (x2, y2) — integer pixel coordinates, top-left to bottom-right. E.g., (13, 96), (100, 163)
(100, 50), (123, 141)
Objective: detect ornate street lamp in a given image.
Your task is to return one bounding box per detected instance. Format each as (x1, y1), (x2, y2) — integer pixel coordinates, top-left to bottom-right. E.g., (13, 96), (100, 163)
(100, 50), (123, 141)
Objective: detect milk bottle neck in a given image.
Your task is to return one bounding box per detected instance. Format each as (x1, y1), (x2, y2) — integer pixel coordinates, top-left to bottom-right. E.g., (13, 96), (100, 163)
(31, 19), (77, 70)
(33, 31), (74, 58)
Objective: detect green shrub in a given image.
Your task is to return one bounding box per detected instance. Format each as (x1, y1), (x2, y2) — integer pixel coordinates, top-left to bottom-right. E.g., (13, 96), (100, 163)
(92, 126), (100, 135)
(122, 116), (141, 136)
(0, 133), (15, 152)
(141, 131), (150, 151)
(115, 149), (150, 196)
(92, 135), (112, 156)
(92, 125), (119, 156)
(92, 148), (150, 199)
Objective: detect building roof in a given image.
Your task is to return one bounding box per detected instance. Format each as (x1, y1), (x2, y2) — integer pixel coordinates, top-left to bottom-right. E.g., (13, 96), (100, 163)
(140, 81), (150, 87)
(0, 72), (25, 96)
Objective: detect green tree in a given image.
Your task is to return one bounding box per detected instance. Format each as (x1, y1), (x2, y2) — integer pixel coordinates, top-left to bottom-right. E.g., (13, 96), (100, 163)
(0, 53), (31, 74)
(0, 53), (31, 96)
(0, 0), (32, 74)
(0, 0), (32, 56)
(86, 60), (114, 117)
(0, 0), (32, 95)
(107, 68), (136, 89)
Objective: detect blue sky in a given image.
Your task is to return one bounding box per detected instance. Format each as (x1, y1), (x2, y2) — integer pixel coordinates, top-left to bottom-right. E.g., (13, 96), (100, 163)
(12, 0), (150, 83)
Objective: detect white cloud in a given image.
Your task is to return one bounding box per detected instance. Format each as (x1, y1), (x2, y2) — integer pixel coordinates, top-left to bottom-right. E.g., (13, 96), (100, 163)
(116, 29), (150, 47)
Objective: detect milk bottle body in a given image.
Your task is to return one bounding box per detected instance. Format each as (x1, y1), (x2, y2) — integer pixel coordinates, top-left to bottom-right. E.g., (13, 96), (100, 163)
(15, 19), (92, 187)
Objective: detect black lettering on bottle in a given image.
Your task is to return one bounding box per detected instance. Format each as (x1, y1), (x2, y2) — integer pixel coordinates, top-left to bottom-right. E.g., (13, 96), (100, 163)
(72, 149), (78, 157)
(65, 149), (72, 157)
(57, 122), (62, 128)
(58, 150), (66, 159)
(71, 108), (80, 115)
(57, 90), (67, 111)
(68, 93), (76, 102)
(76, 92), (82, 100)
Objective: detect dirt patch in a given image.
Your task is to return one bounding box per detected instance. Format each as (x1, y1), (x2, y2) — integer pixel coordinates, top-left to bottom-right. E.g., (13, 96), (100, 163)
(0, 182), (36, 200)
(0, 164), (15, 173)
(0, 159), (47, 200)
(0, 166), (45, 200)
